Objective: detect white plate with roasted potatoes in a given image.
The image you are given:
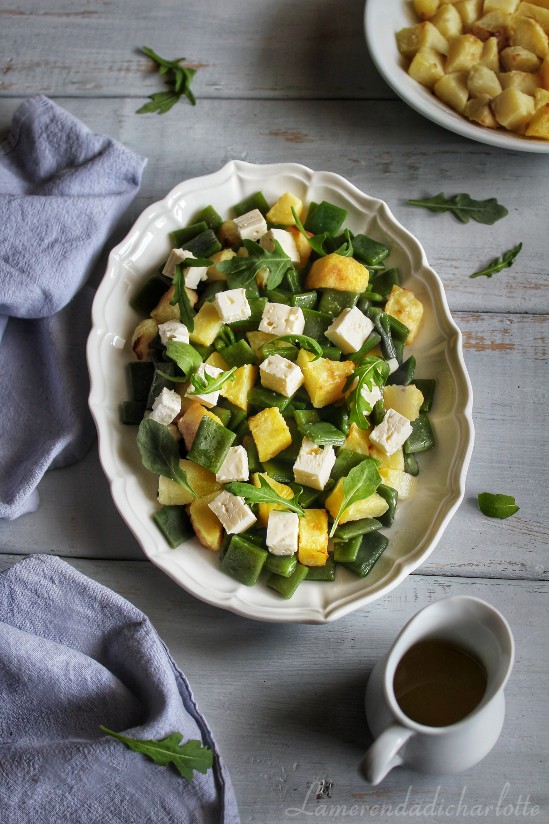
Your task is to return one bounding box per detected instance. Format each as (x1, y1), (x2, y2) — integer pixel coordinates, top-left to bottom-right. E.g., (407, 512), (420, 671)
(364, 0), (549, 153)
(87, 161), (474, 623)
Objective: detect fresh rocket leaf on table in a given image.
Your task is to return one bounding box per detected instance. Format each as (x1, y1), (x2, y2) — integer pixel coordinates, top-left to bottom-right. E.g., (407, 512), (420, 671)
(188, 367), (237, 395)
(469, 243), (522, 279)
(100, 727), (213, 781)
(477, 493), (520, 519)
(407, 193), (508, 225)
(137, 46), (198, 114)
(346, 357), (390, 431)
(226, 476), (304, 516)
(259, 334), (323, 361)
(137, 418), (195, 495)
(216, 239), (295, 290)
(329, 459), (382, 537)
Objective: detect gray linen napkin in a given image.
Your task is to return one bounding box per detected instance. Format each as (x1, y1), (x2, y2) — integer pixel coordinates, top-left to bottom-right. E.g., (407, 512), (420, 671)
(0, 555), (240, 824)
(0, 95), (147, 519)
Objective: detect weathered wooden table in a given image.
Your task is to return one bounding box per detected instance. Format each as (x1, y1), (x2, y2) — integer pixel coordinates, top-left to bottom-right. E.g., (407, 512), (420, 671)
(1, 1), (547, 821)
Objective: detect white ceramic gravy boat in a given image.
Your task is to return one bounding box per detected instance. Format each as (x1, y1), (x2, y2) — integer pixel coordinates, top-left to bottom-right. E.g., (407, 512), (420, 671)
(362, 595), (514, 785)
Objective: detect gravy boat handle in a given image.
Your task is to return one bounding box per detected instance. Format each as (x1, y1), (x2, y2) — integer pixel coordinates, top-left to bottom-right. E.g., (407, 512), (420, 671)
(360, 724), (414, 785)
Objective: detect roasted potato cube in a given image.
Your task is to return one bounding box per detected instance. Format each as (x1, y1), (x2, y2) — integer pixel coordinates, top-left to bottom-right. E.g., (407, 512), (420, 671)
(408, 47), (447, 88)
(396, 21), (450, 58)
(384, 285), (424, 344)
(464, 93), (500, 125)
(206, 249), (233, 282)
(435, 70), (471, 111)
(510, 15), (549, 56)
(178, 403), (223, 451)
(454, 0), (485, 31)
(287, 226), (312, 270)
(343, 422), (371, 456)
(500, 44), (542, 69)
(499, 68), (541, 92)
(189, 301), (223, 347)
(325, 483), (389, 524)
(189, 492), (224, 551)
(205, 351), (230, 370)
(515, 2), (549, 35)
(158, 459), (221, 506)
(248, 407), (292, 462)
(220, 364), (257, 411)
(305, 253), (370, 292)
(131, 318), (159, 361)
(413, 0), (440, 20)
(297, 349), (355, 408)
(534, 86), (549, 105)
(369, 445), (405, 471)
(480, 36), (501, 69)
(471, 11), (512, 46)
(525, 101), (549, 134)
(483, 0), (519, 11)
(266, 192), (303, 225)
(431, 3), (464, 38)
(467, 63), (503, 95)
(378, 469), (417, 500)
(246, 330), (275, 356)
(252, 473), (294, 527)
(383, 385), (425, 421)
(150, 285), (198, 325)
(445, 33), (484, 71)
(218, 220), (240, 248)
(298, 509), (329, 567)
(491, 86), (536, 129)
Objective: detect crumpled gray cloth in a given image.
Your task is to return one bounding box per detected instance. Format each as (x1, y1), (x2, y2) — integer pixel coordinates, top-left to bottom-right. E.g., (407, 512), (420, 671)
(0, 95), (147, 519)
(0, 555), (240, 824)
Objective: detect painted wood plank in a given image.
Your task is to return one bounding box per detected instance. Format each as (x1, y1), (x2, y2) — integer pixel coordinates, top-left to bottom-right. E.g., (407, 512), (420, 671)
(0, 554), (546, 821)
(1, 97), (546, 315)
(0, 312), (546, 576)
(0, 0), (390, 100)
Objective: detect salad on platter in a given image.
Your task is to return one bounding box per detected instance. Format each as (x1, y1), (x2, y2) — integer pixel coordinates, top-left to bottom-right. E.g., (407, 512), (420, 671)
(121, 189), (435, 599)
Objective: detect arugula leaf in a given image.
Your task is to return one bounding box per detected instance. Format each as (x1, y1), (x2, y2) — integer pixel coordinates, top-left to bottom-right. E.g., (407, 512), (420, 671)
(165, 341), (203, 376)
(188, 366), (236, 395)
(225, 476), (304, 516)
(477, 493), (520, 519)
(100, 726), (212, 781)
(137, 46), (198, 115)
(329, 459), (382, 537)
(258, 334), (323, 361)
(137, 418), (194, 495)
(216, 239), (295, 290)
(291, 206), (329, 256)
(169, 264), (196, 331)
(469, 242), (522, 279)
(407, 193), (508, 225)
(346, 357), (389, 430)
(333, 229), (354, 257)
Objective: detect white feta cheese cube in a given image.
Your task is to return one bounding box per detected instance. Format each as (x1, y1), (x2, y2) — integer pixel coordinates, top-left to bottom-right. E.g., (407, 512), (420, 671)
(213, 287), (251, 324)
(158, 320), (190, 346)
(259, 354), (304, 397)
(185, 363), (223, 408)
(215, 446), (250, 484)
(369, 408), (413, 456)
(266, 510), (299, 556)
(208, 490), (256, 534)
(258, 302), (305, 337)
(386, 358), (399, 375)
(293, 437), (336, 491)
(149, 387), (182, 426)
(233, 208), (268, 241)
(259, 228), (300, 263)
(361, 382), (383, 412)
(161, 248), (209, 288)
(325, 306), (374, 354)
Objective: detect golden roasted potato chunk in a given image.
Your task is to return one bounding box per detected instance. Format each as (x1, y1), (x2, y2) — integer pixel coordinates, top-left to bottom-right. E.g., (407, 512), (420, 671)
(445, 33), (484, 71)
(500, 45), (542, 71)
(409, 48), (446, 88)
(396, 21), (450, 58)
(434, 71), (470, 112)
(248, 407), (292, 462)
(189, 492), (224, 551)
(464, 94), (500, 126)
(525, 102), (549, 135)
(266, 192), (303, 225)
(467, 64), (502, 96)
(298, 509), (329, 567)
(305, 253), (369, 292)
(131, 318), (158, 361)
(384, 285), (424, 344)
(491, 86), (536, 130)
(297, 350), (355, 408)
